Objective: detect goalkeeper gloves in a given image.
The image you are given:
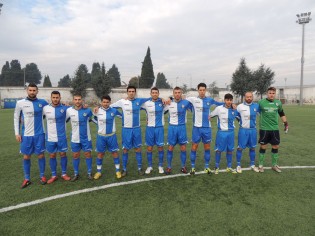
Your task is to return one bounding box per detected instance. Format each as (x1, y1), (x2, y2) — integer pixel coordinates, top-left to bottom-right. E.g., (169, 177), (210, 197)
(284, 121), (289, 133)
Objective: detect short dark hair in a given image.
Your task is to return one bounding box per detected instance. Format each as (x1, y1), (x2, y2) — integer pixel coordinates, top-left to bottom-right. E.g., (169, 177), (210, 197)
(51, 91), (60, 96)
(28, 83), (38, 89)
(197, 83), (207, 89)
(267, 87), (276, 92)
(151, 87), (159, 92)
(101, 95), (111, 102)
(127, 85), (136, 92)
(73, 94), (82, 98)
(224, 93), (233, 100)
(173, 86), (182, 91)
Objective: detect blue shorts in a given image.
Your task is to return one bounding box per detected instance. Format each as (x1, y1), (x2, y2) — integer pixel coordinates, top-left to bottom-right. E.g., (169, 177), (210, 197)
(192, 126), (212, 144)
(46, 137), (68, 154)
(167, 125), (188, 146)
(20, 134), (45, 155)
(215, 130), (235, 152)
(145, 126), (164, 147)
(96, 134), (119, 153)
(71, 140), (92, 152)
(122, 127), (142, 150)
(238, 128), (257, 149)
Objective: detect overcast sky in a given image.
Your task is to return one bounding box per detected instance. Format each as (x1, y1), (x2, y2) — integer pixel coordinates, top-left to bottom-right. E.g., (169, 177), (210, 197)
(0, 0), (314, 88)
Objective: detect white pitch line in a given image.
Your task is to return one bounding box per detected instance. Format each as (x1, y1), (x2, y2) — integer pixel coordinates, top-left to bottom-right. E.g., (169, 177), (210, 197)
(0, 165), (314, 214)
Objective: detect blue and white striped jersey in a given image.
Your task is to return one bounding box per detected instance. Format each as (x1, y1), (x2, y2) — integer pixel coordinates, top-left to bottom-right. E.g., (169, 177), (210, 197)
(186, 96), (223, 127)
(141, 98), (167, 127)
(92, 107), (122, 135)
(165, 99), (192, 125)
(66, 107), (93, 143)
(236, 102), (260, 129)
(111, 98), (149, 128)
(14, 97), (48, 136)
(43, 104), (69, 142)
(211, 105), (239, 131)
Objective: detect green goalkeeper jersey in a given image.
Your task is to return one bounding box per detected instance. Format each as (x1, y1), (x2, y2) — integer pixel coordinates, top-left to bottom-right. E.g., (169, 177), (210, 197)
(258, 98), (283, 131)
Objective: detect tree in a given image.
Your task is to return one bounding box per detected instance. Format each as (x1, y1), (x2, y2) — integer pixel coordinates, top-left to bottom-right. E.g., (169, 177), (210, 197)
(139, 47), (155, 88)
(155, 72), (171, 89)
(24, 63), (42, 85)
(181, 84), (188, 94)
(0, 61), (12, 86)
(92, 62), (111, 99)
(253, 64), (275, 99)
(43, 75), (52, 87)
(208, 81), (219, 97)
(58, 74), (71, 87)
(128, 76), (140, 88)
(107, 64), (121, 87)
(70, 64), (89, 98)
(230, 58), (254, 102)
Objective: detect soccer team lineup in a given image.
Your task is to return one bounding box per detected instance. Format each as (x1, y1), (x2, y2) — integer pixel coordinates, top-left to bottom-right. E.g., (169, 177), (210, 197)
(14, 82), (289, 189)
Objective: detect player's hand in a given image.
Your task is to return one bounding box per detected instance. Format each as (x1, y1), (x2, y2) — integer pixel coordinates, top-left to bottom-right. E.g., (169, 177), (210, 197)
(232, 103), (237, 109)
(284, 121), (289, 133)
(15, 135), (22, 142)
(93, 106), (99, 114)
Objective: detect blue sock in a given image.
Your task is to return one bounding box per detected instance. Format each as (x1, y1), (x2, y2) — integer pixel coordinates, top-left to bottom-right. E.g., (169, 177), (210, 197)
(49, 157), (57, 177)
(73, 158), (80, 175)
(60, 156), (67, 175)
(226, 153), (233, 168)
(215, 152), (221, 168)
(249, 149), (256, 166)
(38, 157), (46, 178)
(204, 150), (210, 168)
(96, 157), (103, 173)
(136, 152), (142, 169)
(180, 151), (186, 168)
(147, 152), (153, 167)
(113, 157), (120, 172)
(158, 150), (164, 167)
(86, 157), (92, 174)
(167, 150), (173, 168)
(236, 149), (242, 166)
(122, 153), (128, 171)
(23, 159), (31, 180)
(190, 151), (196, 168)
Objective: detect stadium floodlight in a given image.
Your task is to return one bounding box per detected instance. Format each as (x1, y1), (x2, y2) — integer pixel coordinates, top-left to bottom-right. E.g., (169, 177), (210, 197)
(296, 12), (312, 106)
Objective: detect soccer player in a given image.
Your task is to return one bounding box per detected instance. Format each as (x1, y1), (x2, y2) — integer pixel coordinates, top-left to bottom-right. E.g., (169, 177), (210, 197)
(235, 91), (260, 173)
(92, 95), (122, 179)
(111, 85), (150, 176)
(14, 83), (48, 188)
(141, 87), (167, 174)
(165, 87), (192, 175)
(66, 94), (94, 181)
(210, 93), (239, 174)
(186, 83), (223, 175)
(43, 91), (71, 183)
(258, 87), (289, 173)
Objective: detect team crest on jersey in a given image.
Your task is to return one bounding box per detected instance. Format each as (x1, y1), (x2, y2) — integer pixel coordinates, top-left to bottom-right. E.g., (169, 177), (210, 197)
(254, 108), (256, 112)
(232, 111), (234, 115)
(111, 113), (114, 116)
(159, 104), (162, 107)
(275, 103), (279, 106)
(182, 105), (185, 108)
(60, 109), (64, 113)
(207, 102), (210, 106)
(83, 113), (87, 116)
(39, 104), (42, 107)
(136, 102), (139, 106)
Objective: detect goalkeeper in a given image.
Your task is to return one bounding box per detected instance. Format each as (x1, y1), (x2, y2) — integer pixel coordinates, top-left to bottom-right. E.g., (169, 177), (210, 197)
(258, 87), (289, 173)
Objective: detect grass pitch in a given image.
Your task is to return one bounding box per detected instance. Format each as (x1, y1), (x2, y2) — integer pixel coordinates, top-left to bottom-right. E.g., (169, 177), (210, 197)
(0, 105), (314, 235)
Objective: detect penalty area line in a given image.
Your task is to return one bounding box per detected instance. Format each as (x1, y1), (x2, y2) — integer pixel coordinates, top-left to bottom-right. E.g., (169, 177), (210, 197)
(0, 165), (314, 213)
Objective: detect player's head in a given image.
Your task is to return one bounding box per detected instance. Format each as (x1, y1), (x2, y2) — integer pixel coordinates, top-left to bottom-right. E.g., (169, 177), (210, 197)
(51, 91), (61, 106)
(173, 86), (182, 101)
(244, 91), (253, 104)
(267, 87), (276, 101)
(73, 94), (83, 108)
(127, 85), (136, 100)
(224, 93), (233, 108)
(197, 83), (207, 98)
(101, 95), (111, 109)
(27, 83), (38, 99)
(150, 87), (159, 101)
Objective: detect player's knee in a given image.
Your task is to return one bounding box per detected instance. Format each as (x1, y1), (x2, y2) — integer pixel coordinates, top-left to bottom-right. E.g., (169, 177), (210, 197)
(147, 146), (153, 152)
(49, 153), (57, 158)
(111, 152), (118, 158)
(168, 146), (174, 151)
(216, 150), (221, 154)
(59, 152), (66, 157)
(123, 148), (128, 154)
(158, 146), (163, 152)
(180, 145), (186, 152)
(38, 153), (45, 159)
(84, 152), (91, 158)
(204, 143), (210, 150)
(237, 147), (242, 151)
(73, 152), (80, 158)
(272, 145), (279, 150)
(23, 155), (31, 160)
(135, 147), (141, 153)
(227, 151), (233, 155)
(191, 143), (198, 151)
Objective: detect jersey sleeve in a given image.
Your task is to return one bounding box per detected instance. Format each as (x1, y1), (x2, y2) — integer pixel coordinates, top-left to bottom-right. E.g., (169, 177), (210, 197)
(115, 109), (123, 119)
(138, 97), (151, 105)
(111, 99), (123, 108)
(13, 101), (22, 135)
(210, 107), (219, 117)
(186, 97), (194, 103)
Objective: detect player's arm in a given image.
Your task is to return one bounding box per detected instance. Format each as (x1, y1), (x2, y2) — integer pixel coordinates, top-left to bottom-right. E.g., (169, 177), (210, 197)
(110, 99), (123, 109)
(278, 108), (288, 133)
(13, 102), (22, 142)
(210, 107), (219, 118)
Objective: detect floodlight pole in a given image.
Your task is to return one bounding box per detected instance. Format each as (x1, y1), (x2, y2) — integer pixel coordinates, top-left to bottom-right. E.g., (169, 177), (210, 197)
(296, 12), (312, 106)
